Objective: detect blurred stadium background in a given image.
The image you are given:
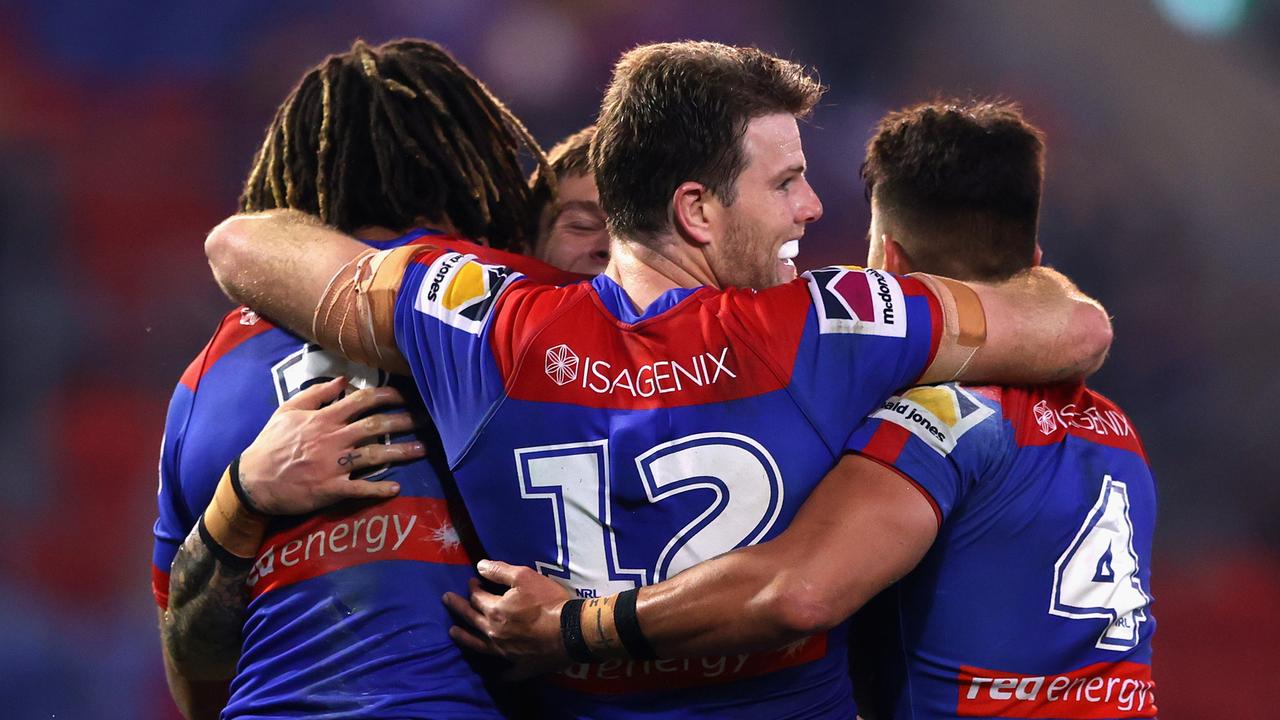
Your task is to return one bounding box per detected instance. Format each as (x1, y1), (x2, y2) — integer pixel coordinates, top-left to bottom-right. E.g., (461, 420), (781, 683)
(1, 0), (1277, 717)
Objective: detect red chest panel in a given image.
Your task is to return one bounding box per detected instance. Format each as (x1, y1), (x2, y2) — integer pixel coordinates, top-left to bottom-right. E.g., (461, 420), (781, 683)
(489, 282), (813, 411)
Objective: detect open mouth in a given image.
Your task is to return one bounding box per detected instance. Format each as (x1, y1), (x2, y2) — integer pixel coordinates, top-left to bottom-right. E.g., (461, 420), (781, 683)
(778, 239), (800, 266)
(776, 239), (800, 282)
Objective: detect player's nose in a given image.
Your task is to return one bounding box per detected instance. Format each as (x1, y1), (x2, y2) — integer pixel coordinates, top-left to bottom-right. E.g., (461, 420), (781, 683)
(589, 233), (610, 261)
(798, 180), (822, 224)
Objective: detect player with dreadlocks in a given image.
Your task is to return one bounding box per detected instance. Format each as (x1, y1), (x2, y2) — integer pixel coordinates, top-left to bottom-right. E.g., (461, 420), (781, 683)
(240, 38), (547, 247)
(206, 40), (1113, 720)
(152, 38), (579, 719)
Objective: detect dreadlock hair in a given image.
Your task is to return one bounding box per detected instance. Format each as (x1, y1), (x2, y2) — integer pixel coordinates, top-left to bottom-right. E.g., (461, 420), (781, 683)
(240, 38), (550, 251)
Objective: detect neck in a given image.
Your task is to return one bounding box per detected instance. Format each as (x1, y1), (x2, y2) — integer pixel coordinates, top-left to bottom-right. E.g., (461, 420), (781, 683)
(603, 233), (716, 311)
(354, 216), (457, 241)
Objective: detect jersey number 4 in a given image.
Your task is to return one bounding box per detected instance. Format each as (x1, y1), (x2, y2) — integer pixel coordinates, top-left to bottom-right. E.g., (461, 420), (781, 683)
(514, 433), (784, 597)
(1050, 474), (1151, 651)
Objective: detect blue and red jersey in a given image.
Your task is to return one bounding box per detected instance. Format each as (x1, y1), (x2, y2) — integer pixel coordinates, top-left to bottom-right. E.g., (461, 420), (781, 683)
(845, 383), (1157, 719)
(152, 231), (577, 719)
(389, 251), (944, 719)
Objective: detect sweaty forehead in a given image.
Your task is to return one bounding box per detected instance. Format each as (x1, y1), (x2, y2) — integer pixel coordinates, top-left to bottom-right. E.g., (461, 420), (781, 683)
(741, 114), (804, 172)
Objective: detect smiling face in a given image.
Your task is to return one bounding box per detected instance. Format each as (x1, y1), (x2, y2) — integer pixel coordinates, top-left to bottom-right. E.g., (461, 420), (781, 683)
(705, 113), (823, 289)
(536, 172), (611, 275)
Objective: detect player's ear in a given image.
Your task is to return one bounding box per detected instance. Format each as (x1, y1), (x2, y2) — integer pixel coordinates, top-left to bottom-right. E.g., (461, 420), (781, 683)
(883, 235), (914, 275)
(671, 181), (714, 247)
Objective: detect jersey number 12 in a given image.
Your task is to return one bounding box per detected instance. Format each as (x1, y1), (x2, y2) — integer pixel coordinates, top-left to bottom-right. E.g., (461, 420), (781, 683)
(514, 433), (784, 597)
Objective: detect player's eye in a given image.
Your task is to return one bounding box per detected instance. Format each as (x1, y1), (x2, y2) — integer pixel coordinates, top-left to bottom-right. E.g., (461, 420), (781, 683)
(559, 210), (606, 232)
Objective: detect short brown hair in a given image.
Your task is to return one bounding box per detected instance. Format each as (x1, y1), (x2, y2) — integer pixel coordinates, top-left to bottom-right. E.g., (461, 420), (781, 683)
(527, 125), (596, 221)
(593, 41), (824, 238)
(861, 99), (1044, 281)
(547, 125), (595, 179)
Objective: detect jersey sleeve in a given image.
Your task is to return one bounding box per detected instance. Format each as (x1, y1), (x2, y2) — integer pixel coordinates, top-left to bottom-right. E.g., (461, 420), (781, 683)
(392, 248), (521, 463)
(152, 392), (186, 604)
(152, 386), (196, 609)
(150, 312), (283, 609)
(844, 384), (1008, 524)
(770, 266), (942, 451)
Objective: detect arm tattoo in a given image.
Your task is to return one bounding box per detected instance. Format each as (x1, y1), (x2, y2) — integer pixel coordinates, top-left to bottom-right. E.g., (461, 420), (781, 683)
(161, 522), (252, 680)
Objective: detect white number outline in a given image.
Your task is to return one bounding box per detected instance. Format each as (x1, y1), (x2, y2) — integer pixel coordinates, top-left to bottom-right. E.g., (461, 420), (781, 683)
(515, 440), (647, 589)
(270, 343), (387, 405)
(636, 432), (785, 582)
(514, 433), (785, 592)
(1049, 474), (1150, 651)
(271, 343), (392, 479)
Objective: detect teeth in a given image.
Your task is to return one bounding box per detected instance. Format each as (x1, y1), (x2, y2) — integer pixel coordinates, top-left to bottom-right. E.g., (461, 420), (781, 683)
(778, 240), (800, 260)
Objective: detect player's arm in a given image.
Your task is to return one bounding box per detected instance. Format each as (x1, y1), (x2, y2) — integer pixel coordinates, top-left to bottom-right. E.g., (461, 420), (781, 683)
(204, 210), (414, 375)
(445, 452), (937, 666)
(917, 266), (1111, 385)
(160, 381), (420, 685)
(157, 607), (230, 720)
(161, 507), (261, 682)
(153, 389), (240, 717)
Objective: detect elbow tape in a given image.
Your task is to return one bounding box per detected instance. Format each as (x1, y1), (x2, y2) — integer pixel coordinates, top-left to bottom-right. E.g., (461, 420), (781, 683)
(911, 273), (988, 381)
(313, 246), (422, 370)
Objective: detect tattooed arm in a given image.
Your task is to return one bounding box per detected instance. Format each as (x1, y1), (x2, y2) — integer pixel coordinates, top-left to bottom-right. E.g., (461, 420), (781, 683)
(158, 611), (232, 720)
(157, 378), (424, 714)
(161, 523), (256, 680)
(158, 460), (269, 720)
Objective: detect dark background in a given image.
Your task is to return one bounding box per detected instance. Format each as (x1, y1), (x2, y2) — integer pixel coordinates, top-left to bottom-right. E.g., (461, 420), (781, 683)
(1, 0), (1276, 717)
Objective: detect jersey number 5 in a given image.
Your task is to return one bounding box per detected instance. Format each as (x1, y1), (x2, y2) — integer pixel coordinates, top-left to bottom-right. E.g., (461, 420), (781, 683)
(1050, 474), (1151, 651)
(514, 433), (784, 597)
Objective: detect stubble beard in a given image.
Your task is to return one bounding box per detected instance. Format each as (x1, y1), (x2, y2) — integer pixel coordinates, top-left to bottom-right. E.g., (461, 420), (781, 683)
(719, 214), (780, 291)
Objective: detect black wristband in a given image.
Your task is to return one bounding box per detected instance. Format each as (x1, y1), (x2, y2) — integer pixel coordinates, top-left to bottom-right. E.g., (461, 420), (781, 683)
(227, 455), (265, 516)
(560, 598), (595, 663)
(614, 588), (657, 660)
(196, 515), (255, 572)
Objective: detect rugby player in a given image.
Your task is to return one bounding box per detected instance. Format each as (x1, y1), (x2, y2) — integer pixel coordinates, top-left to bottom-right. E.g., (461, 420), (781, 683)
(153, 38), (580, 719)
(457, 100), (1158, 719)
(530, 126), (610, 275)
(202, 42), (1113, 718)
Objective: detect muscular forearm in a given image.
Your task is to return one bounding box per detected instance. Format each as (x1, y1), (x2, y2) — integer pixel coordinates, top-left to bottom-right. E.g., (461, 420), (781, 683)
(162, 470), (268, 680)
(205, 209), (366, 342)
(625, 540), (834, 658)
(568, 521), (873, 662)
(985, 266), (1112, 382)
(921, 266), (1112, 385)
(461, 456), (937, 670)
(205, 210), (414, 375)
(161, 524), (253, 680)
(578, 458), (936, 661)
(159, 607), (232, 720)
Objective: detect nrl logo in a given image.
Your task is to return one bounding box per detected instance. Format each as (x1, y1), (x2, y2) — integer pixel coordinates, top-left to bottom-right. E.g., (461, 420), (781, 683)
(545, 344), (580, 386)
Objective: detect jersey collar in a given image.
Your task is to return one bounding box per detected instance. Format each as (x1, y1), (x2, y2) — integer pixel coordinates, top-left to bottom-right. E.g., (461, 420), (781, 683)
(358, 227), (442, 250)
(590, 274), (700, 324)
